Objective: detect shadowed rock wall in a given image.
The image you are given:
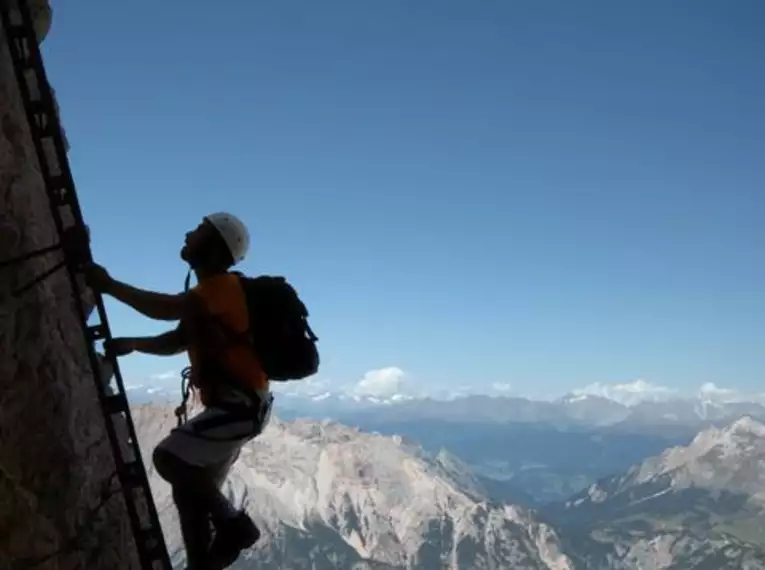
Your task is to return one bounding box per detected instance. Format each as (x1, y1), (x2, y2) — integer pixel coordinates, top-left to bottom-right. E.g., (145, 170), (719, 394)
(0, 2), (140, 568)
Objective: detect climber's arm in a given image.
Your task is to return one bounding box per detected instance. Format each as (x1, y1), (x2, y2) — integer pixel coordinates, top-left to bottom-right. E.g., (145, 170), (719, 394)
(129, 326), (187, 356)
(106, 284), (222, 356)
(107, 326), (186, 357)
(85, 262), (199, 321)
(103, 279), (191, 321)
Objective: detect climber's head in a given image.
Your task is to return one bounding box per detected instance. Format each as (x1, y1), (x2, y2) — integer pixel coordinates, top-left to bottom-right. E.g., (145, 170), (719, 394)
(181, 212), (250, 272)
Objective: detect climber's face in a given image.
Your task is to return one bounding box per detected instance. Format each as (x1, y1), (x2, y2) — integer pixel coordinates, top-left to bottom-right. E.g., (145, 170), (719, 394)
(180, 219), (216, 264)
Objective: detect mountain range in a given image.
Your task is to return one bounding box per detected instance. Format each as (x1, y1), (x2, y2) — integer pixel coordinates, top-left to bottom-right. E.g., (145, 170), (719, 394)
(543, 416), (765, 569)
(135, 404), (574, 570)
(129, 382), (765, 509)
(129, 381), (765, 436)
(134, 403), (765, 569)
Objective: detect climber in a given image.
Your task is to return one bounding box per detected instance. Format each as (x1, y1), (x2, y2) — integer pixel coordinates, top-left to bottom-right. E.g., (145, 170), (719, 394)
(85, 212), (268, 570)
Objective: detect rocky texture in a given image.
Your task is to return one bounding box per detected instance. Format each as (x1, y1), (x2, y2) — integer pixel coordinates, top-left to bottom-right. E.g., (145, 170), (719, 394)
(134, 403), (574, 570)
(561, 416), (765, 513)
(0, 2), (140, 568)
(132, 403), (765, 569)
(544, 416), (765, 569)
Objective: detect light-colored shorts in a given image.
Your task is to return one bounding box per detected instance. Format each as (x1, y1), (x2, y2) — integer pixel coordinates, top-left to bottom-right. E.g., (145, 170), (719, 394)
(156, 390), (273, 468)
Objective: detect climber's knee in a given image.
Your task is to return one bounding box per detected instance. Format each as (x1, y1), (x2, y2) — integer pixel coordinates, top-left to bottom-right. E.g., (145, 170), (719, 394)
(153, 446), (188, 485)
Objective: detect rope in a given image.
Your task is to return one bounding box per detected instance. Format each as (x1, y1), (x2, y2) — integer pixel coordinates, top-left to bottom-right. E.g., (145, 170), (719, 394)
(174, 271), (194, 427)
(174, 366), (193, 427)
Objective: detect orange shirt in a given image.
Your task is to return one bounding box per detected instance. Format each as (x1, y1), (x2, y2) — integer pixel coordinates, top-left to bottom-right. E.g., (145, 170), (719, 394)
(187, 273), (269, 393)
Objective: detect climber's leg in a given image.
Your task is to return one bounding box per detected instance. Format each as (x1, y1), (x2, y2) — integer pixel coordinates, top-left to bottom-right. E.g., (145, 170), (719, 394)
(207, 510), (261, 570)
(154, 443), (260, 570)
(172, 483), (212, 569)
(155, 399), (273, 569)
(154, 445), (240, 568)
(152, 403), (269, 521)
(203, 423), (269, 569)
(208, 449), (240, 527)
(153, 446), (240, 525)
(191, 445), (261, 570)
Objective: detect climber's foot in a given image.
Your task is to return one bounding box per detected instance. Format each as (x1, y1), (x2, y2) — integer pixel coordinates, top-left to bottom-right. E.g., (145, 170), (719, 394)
(208, 511), (261, 569)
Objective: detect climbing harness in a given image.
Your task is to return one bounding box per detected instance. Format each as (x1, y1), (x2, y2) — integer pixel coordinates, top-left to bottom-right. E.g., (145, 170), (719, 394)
(173, 362), (273, 440)
(0, 3), (172, 569)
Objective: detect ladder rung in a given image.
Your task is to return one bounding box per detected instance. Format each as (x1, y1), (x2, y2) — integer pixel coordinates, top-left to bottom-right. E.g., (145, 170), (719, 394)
(49, 177), (70, 205)
(9, 36), (31, 66)
(105, 393), (129, 414)
(87, 324), (107, 341)
(34, 116), (57, 138)
(121, 461), (144, 488)
(29, 99), (47, 116)
(7, 23), (28, 41)
(53, 188), (70, 206)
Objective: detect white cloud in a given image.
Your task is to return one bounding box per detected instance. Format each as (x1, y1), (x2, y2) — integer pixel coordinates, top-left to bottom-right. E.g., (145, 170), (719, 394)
(353, 367), (407, 398)
(144, 365), (412, 401)
(696, 382), (765, 404)
(572, 379), (678, 407)
(490, 382), (513, 395)
(699, 382), (739, 400)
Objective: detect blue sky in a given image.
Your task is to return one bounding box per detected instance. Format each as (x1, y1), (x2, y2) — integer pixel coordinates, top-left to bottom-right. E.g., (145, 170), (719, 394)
(41, 0), (764, 398)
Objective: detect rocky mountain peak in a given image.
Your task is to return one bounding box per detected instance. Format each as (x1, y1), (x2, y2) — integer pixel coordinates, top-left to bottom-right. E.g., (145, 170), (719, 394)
(563, 415), (765, 513)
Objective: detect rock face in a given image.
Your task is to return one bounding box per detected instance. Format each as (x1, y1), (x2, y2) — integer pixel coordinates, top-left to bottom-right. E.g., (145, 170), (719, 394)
(563, 416), (765, 511)
(134, 404), (574, 570)
(544, 416), (765, 570)
(0, 2), (140, 568)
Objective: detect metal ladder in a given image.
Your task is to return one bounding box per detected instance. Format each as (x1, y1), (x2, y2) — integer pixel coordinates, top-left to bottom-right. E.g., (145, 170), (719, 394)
(0, 2), (172, 569)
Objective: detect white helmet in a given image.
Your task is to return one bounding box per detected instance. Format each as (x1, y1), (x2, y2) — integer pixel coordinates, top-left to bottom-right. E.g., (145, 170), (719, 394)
(204, 212), (250, 265)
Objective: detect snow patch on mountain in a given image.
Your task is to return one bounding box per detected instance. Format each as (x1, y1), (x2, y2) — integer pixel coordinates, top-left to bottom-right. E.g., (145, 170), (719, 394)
(569, 379), (765, 408)
(569, 379), (678, 406)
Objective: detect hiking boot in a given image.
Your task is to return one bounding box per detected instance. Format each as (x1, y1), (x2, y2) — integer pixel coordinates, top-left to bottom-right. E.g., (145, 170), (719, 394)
(208, 511), (261, 569)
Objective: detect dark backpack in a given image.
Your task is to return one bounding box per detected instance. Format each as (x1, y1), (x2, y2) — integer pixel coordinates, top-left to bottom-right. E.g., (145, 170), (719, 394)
(232, 273), (320, 381)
